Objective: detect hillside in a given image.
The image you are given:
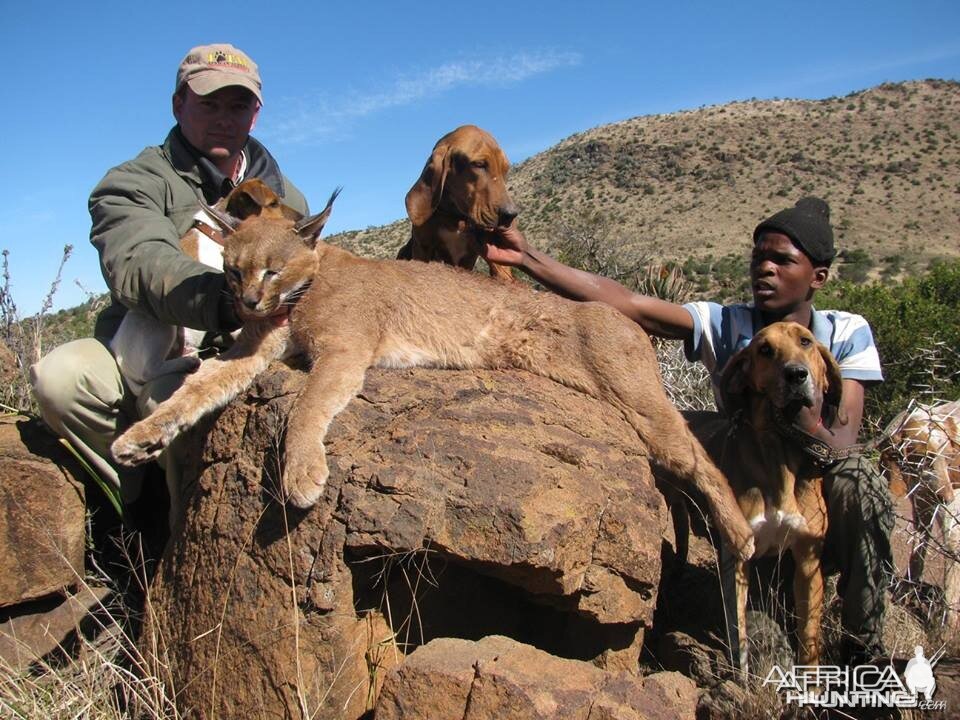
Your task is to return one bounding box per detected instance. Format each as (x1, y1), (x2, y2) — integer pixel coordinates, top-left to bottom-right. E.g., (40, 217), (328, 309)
(330, 79), (960, 294)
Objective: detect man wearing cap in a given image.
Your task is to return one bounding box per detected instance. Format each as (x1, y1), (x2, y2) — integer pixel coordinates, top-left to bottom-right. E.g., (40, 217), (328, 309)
(482, 198), (893, 665)
(31, 44), (308, 528)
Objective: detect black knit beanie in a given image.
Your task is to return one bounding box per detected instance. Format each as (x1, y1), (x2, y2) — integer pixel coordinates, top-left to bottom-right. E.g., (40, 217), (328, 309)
(753, 197), (836, 265)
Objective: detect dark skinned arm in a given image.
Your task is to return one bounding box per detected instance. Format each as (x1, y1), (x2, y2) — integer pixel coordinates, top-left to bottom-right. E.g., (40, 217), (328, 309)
(795, 378), (866, 449)
(485, 226), (869, 449)
(483, 224), (695, 340)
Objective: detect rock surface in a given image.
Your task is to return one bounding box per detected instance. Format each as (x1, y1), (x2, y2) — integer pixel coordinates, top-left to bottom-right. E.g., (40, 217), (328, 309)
(374, 635), (698, 720)
(0, 416), (86, 608)
(0, 585), (112, 671)
(143, 364), (679, 719)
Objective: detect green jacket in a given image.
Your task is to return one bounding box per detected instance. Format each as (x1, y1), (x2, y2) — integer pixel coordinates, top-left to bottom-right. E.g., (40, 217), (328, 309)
(90, 127), (308, 340)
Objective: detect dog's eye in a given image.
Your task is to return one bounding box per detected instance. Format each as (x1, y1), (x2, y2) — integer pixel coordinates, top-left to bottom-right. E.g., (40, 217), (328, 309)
(471, 160), (488, 170)
(758, 343), (773, 356)
(264, 269), (280, 279)
(800, 337), (813, 347)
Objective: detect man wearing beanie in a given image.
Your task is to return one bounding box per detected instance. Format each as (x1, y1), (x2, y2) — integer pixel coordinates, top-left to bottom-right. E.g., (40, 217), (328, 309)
(483, 198), (891, 665)
(31, 44), (309, 539)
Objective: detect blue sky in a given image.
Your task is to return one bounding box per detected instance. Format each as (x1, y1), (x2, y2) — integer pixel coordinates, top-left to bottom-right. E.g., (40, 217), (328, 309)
(2, 0), (958, 316)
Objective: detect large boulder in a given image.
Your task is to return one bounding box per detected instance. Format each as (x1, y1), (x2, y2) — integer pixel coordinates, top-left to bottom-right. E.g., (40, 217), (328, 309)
(375, 635), (698, 720)
(143, 363), (678, 719)
(0, 416), (86, 608)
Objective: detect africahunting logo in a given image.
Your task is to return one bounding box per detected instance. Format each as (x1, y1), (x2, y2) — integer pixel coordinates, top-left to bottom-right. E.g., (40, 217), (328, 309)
(763, 646), (947, 711)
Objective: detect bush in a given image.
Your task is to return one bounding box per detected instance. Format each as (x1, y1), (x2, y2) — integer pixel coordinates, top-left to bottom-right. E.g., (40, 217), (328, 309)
(836, 248), (874, 284)
(819, 259), (960, 423)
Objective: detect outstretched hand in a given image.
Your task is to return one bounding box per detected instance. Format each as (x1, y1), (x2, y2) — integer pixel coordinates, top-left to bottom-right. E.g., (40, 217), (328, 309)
(480, 221), (528, 268)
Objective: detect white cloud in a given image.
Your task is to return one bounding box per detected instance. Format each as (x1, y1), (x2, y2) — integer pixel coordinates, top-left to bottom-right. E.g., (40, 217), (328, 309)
(263, 50), (582, 145)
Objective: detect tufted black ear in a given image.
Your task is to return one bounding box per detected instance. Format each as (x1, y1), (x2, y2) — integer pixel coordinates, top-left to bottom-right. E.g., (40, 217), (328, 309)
(294, 187), (341, 247)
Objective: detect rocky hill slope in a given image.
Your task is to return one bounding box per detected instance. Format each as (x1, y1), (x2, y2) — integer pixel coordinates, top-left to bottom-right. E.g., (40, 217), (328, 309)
(330, 79), (960, 287)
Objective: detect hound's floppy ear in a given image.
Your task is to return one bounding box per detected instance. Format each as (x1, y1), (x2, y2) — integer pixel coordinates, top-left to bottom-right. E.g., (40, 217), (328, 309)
(405, 143), (451, 227)
(294, 187), (342, 248)
(719, 348), (751, 416)
(225, 179), (281, 220)
(818, 343), (847, 426)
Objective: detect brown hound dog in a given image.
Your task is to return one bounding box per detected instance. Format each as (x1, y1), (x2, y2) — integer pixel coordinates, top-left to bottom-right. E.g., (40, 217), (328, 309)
(396, 125), (517, 281)
(693, 321), (843, 671)
(881, 399), (960, 630)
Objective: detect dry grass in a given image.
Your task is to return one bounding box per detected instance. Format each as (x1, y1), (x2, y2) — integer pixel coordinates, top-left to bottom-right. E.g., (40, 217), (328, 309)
(0, 537), (180, 720)
(0, 245), (105, 416)
(0, 246), (72, 414)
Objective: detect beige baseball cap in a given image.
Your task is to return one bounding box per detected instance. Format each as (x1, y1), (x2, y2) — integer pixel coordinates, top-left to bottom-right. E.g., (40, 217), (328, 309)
(175, 43), (262, 103)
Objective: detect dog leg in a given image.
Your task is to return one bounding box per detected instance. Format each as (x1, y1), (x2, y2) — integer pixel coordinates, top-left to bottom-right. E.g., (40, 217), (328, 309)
(112, 322), (288, 466)
(793, 538), (825, 666)
(281, 344), (373, 509)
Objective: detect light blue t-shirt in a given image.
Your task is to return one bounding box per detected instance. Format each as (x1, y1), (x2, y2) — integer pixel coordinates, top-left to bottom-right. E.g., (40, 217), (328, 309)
(683, 302), (883, 408)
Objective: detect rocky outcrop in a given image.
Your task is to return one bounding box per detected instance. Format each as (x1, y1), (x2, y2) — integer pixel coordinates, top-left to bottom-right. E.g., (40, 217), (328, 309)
(374, 635), (698, 720)
(0, 416), (86, 608)
(143, 363), (680, 719)
(0, 585), (112, 672)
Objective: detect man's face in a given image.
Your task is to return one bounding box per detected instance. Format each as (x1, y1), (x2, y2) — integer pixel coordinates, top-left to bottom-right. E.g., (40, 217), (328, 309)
(172, 85), (260, 162)
(750, 232), (827, 315)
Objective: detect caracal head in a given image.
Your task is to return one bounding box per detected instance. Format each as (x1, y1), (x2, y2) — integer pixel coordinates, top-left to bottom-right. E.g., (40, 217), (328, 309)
(213, 188), (340, 319)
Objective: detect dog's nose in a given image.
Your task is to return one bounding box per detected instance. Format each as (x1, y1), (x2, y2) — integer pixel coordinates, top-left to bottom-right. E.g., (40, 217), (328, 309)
(497, 204), (519, 227)
(784, 364), (808, 385)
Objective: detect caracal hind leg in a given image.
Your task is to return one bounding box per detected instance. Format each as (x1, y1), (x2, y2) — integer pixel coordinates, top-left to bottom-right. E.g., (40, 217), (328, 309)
(649, 409), (754, 560)
(282, 345), (373, 509)
(111, 323), (288, 466)
(520, 301), (753, 560)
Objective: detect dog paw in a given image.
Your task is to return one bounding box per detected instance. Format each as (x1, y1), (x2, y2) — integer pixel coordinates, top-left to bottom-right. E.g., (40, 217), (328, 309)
(111, 421), (172, 466)
(282, 453), (329, 509)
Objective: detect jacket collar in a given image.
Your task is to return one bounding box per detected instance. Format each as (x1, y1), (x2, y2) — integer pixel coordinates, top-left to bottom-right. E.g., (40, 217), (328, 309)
(162, 126), (287, 204)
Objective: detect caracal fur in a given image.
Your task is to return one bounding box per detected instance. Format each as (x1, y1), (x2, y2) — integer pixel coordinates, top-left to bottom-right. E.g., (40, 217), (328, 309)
(111, 191), (755, 560)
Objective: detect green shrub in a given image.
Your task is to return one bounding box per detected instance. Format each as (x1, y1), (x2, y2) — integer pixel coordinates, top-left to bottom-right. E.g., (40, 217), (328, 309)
(820, 259), (960, 422)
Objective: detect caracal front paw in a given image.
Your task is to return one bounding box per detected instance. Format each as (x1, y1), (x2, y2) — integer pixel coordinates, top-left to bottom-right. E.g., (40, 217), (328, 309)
(282, 451), (329, 509)
(111, 419), (177, 466)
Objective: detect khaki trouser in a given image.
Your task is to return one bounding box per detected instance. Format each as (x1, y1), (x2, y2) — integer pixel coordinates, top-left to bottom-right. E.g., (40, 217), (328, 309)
(30, 337), (189, 520)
